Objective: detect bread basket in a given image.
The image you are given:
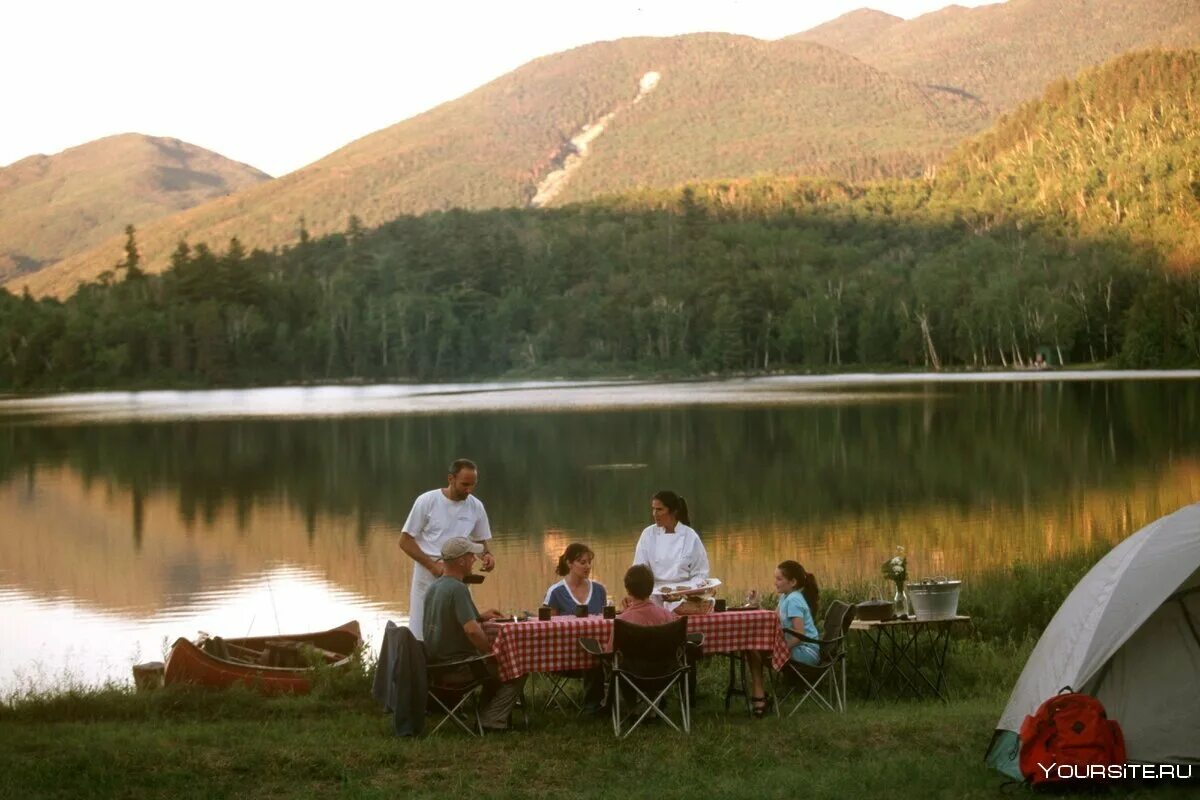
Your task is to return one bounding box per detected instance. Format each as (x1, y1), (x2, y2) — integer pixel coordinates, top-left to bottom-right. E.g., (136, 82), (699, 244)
(673, 597), (715, 615)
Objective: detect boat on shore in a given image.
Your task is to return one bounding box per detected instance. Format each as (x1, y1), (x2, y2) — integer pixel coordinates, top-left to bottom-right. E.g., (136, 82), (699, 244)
(163, 620), (362, 694)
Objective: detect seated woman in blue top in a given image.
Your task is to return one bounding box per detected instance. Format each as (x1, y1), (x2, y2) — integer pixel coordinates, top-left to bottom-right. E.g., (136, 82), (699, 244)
(775, 560), (821, 666)
(746, 560), (821, 717)
(543, 543), (608, 616)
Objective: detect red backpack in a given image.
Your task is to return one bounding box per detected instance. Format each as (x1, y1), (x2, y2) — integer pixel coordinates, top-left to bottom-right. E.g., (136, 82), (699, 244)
(1018, 688), (1126, 788)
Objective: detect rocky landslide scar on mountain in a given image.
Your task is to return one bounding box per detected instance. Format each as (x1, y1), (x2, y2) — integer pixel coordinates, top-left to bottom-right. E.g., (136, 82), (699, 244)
(529, 71), (661, 208)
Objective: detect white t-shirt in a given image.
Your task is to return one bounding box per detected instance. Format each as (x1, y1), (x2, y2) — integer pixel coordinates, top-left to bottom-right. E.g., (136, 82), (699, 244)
(402, 489), (492, 557)
(632, 523), (710, 587)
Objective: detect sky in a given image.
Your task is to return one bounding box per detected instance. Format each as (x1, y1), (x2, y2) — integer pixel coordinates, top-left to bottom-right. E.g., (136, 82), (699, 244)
(0, 0), (1001, 177)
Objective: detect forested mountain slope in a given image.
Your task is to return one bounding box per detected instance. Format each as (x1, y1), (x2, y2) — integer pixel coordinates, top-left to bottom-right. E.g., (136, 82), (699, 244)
(931, 49), (1200, 266)
(13, 2), (1200, 300)
(2, 50), (1198, 389)
(790, 8), (903, 54)
(0, 134), (269, 282)
(7, 35), (985, 298)
(794, 0), (1200, 113)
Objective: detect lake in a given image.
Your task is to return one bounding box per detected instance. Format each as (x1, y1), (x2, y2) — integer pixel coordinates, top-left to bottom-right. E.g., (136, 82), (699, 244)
(2, 373), (1198, 692)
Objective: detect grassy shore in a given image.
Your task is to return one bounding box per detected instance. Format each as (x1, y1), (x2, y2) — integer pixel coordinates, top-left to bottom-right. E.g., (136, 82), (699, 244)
(2, 550), (1193, 800)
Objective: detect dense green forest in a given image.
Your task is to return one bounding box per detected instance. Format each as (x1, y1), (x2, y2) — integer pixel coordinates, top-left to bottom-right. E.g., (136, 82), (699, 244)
(1, 51), (1198, 390)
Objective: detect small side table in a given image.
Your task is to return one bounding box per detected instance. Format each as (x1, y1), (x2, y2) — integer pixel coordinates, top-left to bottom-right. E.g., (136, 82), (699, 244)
(851, 615), (971, 701)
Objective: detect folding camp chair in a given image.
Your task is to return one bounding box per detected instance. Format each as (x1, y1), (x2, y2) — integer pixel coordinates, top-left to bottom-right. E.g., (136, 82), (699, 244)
(579, 618), (703, 738)
(536, 669), (586, 715)
(425, 653), (498, 736)
(777, 600), (855, 715)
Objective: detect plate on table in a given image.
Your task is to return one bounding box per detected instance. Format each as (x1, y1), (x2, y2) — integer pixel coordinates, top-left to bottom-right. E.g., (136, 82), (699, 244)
(653, 578), (722, 600)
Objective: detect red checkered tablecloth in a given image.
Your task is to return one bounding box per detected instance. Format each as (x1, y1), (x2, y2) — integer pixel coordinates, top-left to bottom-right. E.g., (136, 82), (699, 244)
(490, 610), (788, 683)
(689, 610), (789, 672)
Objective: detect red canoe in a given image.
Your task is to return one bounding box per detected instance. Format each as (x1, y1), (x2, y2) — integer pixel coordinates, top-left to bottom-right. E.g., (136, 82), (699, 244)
(163, 620), (362, 694)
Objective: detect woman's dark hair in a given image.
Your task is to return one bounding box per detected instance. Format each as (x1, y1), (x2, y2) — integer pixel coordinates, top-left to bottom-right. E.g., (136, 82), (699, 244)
(653, 490), (690, 526)
(624, 564), (656, 600)
(777, 560), (819, 616)
(555, 543), (594, 576)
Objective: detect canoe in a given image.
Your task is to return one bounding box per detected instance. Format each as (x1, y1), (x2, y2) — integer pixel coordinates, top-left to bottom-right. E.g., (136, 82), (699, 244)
(163, 620), (362, 694)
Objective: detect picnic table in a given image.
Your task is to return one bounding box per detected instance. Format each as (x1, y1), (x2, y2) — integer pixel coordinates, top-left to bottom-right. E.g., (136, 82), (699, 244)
(851, 615), (972, 701)
(488, 609), (789, 683)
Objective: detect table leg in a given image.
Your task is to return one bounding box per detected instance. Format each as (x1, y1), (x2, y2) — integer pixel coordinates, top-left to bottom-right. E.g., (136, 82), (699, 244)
(724, 652), (748, 712)
(931, 624), (953, 698)
(879, 624), (926, 698)
(863, 628), (885, 699)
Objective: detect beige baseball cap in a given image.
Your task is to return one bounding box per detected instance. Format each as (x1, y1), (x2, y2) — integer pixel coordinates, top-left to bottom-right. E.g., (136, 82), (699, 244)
(439, 537), (485, 561)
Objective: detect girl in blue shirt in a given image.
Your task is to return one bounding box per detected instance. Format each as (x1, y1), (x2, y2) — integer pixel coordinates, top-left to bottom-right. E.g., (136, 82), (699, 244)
(543, 543), (608, 615)
(747, 560), (821, 716)
(775, 560), (821, 667)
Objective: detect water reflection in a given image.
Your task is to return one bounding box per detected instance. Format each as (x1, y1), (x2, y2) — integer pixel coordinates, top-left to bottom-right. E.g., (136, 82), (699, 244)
(1, 378), (1198, 690)
(1, 570), (394, 694)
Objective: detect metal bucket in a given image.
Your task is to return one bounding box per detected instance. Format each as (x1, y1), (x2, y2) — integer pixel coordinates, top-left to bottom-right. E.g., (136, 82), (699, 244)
(907, 578), (962, 620)
(131, 661), (165, 691)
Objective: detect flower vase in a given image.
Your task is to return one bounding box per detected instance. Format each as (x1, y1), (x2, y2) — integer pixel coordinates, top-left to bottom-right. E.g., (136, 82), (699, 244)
(893, 581), (910, 618)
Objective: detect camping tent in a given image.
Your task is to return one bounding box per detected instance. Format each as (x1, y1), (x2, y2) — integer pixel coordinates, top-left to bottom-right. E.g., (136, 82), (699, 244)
(986, 502), (1200, 778)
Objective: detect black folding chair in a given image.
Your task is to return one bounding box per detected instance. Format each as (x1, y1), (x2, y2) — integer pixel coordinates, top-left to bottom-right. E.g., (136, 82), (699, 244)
(580, 618), (702, 737)
(425, 653), (494, 736)
(777, 600), (855, 715)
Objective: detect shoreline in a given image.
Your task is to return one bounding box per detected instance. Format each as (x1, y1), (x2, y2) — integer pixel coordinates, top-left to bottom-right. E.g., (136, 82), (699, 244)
(2, 369), (1197, 424)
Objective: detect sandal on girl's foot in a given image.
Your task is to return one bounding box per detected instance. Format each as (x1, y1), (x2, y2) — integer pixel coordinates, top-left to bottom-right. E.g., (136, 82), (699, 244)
(750, 695), (772, 718)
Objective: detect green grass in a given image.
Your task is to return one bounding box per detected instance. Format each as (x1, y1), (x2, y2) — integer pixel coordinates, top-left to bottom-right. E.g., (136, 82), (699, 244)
(2, 673), (1191, 800)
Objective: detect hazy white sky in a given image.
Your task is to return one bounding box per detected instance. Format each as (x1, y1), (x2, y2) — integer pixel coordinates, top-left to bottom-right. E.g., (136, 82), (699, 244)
(0, 1), (1000, 176)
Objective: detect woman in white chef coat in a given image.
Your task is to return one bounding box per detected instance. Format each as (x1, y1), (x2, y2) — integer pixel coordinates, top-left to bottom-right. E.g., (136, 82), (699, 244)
(632, 490), (710, 605)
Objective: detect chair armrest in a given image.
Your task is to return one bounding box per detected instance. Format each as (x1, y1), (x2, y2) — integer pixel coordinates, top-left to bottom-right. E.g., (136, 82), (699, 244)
(578, 638), (610, 659)
(428, 652), (494, 681)
(429, 652), (494, 668)
(782, 628), (843, 647)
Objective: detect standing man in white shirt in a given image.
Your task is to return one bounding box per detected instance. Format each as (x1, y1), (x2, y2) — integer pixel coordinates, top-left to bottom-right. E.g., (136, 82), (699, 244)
(399, 458), (494, 640)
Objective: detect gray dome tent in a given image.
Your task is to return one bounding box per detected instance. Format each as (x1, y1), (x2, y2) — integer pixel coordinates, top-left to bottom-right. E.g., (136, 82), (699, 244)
(986, 502), (1200, 778)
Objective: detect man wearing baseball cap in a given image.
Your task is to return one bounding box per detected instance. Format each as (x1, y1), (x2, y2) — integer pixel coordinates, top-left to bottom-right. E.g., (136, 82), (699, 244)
(399, 458), (494, 640)
(423, 536), (524, 732)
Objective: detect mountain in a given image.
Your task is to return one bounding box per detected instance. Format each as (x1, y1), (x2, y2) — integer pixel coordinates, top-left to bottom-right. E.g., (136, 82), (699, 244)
(14, 1), (1200, 300)
(0, 134), (270, 282)
(931, 49), (1200, 265)
(7, 34), (987, 298)
(793, 0), (1200, 112)
(3, 49), (1200, 388)
(789, 8), (902, 54)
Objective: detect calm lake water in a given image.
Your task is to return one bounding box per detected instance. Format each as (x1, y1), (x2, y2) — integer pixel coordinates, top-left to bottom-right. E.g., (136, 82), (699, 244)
(2, 373), (1199, 692)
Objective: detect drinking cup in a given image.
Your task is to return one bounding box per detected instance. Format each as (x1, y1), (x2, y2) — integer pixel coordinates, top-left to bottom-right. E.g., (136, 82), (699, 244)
(714, 598), (727, 612)
(574, 603), (588, 618)
(603, 604), (616, 620)
(538, 606), (553, 621)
